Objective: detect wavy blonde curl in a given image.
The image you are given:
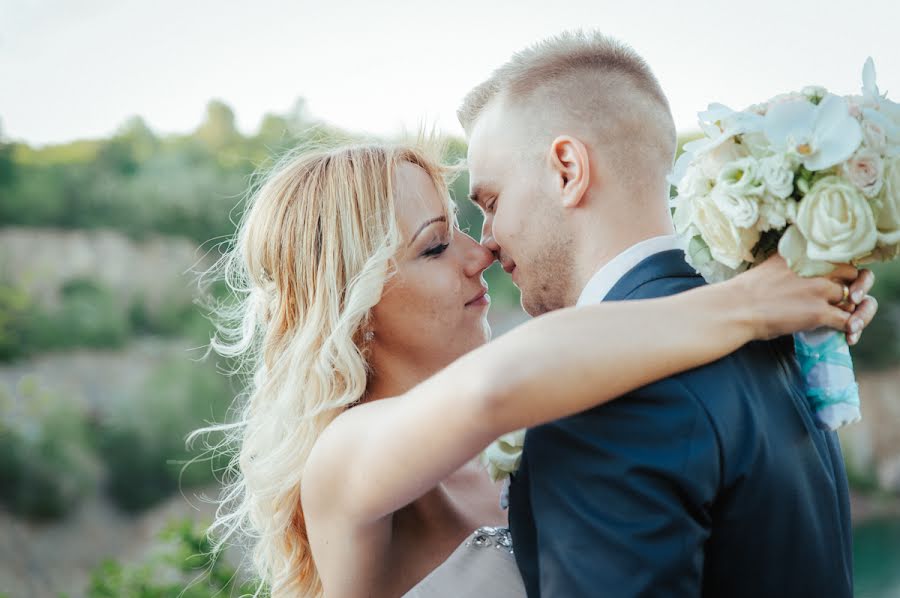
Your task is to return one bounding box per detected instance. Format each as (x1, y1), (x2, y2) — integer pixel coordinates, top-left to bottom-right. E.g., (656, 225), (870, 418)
(192, 138), (454, 597)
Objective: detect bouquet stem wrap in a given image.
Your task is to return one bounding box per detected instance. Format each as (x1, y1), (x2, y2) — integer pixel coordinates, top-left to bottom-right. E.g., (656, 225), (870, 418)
(793, 328), (860, 430)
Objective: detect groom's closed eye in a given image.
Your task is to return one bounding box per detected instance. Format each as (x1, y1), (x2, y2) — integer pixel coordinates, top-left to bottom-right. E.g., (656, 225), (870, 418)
(468, 183), (494, 211)
(468, 191), (496, 215)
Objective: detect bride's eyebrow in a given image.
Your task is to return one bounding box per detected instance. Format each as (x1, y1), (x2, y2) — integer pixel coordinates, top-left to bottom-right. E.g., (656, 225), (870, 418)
(408, 216), (448, 247)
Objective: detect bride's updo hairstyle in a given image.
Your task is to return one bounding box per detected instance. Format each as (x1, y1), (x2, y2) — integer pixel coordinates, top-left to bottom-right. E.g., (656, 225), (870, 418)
(194, 140), (453, 596)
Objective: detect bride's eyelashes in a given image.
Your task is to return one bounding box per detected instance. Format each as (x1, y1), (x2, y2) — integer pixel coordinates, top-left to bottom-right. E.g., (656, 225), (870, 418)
(422, 242), (450, 259)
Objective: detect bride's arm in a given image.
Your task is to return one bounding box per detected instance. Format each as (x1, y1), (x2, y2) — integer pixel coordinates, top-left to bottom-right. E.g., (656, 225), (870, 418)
(303, 257), (874, 526)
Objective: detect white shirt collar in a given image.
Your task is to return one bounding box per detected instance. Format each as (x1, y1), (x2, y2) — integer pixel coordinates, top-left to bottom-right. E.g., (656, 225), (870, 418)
(575, 235), (682, 306)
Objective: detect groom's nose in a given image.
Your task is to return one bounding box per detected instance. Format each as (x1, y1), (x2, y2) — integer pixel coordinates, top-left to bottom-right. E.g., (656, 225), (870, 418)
(480, 217), (500, 254)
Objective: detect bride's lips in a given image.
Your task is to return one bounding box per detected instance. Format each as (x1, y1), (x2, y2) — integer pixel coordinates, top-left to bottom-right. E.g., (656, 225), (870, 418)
(465, 287), (491, 308)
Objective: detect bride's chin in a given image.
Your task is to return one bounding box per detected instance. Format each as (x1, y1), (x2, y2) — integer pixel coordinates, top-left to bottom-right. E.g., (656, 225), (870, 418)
(477, 322), (492, 345)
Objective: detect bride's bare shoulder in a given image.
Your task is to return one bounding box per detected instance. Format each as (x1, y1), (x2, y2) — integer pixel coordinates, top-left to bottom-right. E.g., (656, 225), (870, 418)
(302, 398), (392, 516)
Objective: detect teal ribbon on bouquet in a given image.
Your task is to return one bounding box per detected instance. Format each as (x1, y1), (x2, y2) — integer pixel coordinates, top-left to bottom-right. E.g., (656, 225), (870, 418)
(793, 329), (861, 431)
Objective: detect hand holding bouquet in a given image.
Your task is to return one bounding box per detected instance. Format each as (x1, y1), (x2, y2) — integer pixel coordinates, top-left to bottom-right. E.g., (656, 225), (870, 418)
(671, 58), (900, 430)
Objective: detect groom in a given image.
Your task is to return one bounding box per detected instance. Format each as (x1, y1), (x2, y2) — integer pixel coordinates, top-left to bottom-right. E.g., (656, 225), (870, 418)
(459, 31), (860, 597)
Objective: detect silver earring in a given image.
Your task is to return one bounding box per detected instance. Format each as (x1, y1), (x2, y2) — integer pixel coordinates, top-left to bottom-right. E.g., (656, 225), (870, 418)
(364, 330), (375, 342)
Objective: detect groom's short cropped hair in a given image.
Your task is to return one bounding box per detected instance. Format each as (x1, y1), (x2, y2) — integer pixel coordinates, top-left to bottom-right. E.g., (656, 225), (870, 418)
(458, 30), (677, 169)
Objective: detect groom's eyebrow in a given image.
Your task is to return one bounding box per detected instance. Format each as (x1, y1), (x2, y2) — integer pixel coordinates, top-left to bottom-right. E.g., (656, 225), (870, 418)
(408, 216), (447, 247)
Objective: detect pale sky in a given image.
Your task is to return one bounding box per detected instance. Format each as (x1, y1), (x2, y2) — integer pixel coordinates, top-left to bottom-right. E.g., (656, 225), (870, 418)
(3, 0), (900, 146)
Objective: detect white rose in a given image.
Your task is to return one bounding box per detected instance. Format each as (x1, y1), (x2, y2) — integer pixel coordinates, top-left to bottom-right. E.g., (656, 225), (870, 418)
(716, 156), (764, 196)
(795, 175), (877, 262)
(760, 154), (796, 199)
(481, 429), (525, 482)
(778, 226), (836, 277)
(863, 107), (900, 152)
(712, 187), (760, 228)
(676, 164), (712, 198)
(758, 193), (798, 232)
(693, 194), (760, 269)
(876, 156), (900, 244)
(862, 118), (888, 154)
(670, 192), (697, 236)
(843, 148), (884, 198)
(685, 235), (747, 282)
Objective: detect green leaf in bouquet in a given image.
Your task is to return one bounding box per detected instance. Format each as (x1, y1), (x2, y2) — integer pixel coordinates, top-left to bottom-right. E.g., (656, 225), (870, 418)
(688, 235), (713, 266)
(752, 229), (782, 261)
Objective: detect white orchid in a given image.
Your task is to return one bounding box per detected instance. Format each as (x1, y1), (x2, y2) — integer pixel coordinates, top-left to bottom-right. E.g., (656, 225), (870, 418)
(694, 103), (765, 157)
(698, 103), (765, 139)
(862, 57), (900, 126)
(669, 137), (707, 188)
(863, 57), (880, 100)
(764, 94), (862, 171)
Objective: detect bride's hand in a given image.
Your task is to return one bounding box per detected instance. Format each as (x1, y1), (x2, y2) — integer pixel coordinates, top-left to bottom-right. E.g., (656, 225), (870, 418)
(729, 254), (877, 342)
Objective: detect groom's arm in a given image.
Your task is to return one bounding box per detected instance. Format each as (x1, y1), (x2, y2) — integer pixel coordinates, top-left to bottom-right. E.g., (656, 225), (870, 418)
(525, 376), (721, 598)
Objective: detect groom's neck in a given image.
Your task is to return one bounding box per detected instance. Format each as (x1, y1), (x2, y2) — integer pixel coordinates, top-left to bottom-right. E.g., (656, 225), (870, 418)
(569, 198), (675, 305)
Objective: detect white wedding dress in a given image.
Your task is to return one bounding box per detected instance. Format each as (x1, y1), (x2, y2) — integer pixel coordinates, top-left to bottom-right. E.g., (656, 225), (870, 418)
(401, 526), (526, 597)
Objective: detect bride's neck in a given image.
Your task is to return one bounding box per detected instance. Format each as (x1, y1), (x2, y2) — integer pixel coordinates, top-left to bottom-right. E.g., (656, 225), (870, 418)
(363, 354), (441, 403)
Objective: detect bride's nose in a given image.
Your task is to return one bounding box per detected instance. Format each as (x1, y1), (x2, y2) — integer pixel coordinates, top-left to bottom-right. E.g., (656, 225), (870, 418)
(461, 232), (496, 278)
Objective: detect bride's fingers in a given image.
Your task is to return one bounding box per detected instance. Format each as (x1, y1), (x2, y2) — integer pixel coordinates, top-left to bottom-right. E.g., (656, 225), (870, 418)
(821, 305), (853, 331)
(848, 269), (875, 304)
(827, 263), (859, 284)
(847, 295), (879, 346)
(819, 278), (851, 306)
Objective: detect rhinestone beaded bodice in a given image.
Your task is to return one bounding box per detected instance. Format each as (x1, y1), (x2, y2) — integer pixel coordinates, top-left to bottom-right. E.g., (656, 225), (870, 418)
(400, 526), (526, 598)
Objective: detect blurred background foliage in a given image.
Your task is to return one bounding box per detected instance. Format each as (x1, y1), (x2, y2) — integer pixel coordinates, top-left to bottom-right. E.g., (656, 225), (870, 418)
(1, 101), (899, 596)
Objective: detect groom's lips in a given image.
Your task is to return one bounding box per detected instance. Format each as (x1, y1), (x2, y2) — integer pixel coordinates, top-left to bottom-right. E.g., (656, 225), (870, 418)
(503, 261), (517, 281)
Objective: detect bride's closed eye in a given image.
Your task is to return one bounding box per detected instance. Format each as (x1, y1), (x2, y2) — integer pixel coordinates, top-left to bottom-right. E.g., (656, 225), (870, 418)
(422, 241), (450, 259)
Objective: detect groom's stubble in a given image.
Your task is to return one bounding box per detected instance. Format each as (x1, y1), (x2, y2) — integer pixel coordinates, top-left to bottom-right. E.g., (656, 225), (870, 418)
(467, 95), (675, 317)
(466, 105), (582, 316)
(460, 32), (679, 315)
(519, 198), (577, 316)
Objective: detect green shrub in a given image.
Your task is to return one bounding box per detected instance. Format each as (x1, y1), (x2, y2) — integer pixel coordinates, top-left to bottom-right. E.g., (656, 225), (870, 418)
(0, 378), (95, 520)
(87, 519), (259, 598)
(95, 358), (233, 512)
(128, 295), (214, 344)
(47, 279), (130, 349)
(0, 276), (220, 363)
(852, 260), (900, 371)
(0, 282), (31, 361)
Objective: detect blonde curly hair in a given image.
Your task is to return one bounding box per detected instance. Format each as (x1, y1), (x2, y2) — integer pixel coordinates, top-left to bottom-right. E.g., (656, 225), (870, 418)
(192, 139), (453, 596)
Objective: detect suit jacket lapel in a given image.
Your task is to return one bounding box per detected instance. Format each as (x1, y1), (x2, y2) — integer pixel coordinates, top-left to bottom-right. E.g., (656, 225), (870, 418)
(602, 249), (700, 303)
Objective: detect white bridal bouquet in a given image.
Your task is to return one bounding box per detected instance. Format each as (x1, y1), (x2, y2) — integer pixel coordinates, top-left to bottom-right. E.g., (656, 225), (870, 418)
(481, 58), (899, 484)
(670, 57), (900, 431)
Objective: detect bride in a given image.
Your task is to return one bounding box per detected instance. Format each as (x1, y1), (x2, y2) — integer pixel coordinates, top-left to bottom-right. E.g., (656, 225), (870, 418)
(198, 140), (875, 597)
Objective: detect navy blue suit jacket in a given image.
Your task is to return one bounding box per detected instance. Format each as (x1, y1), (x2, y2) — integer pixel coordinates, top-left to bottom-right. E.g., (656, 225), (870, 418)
(507, 250), (853, 597)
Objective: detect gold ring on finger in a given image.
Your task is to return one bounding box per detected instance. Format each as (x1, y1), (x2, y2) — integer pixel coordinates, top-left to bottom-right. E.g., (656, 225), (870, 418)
(840, 284), (850, 305)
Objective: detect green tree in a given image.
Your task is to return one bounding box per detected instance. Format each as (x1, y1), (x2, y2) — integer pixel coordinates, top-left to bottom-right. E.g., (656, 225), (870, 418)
(195, 100), (240, 152)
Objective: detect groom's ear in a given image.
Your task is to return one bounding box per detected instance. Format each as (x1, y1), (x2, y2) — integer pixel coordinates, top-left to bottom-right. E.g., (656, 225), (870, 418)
(548, 135), (591, 209)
